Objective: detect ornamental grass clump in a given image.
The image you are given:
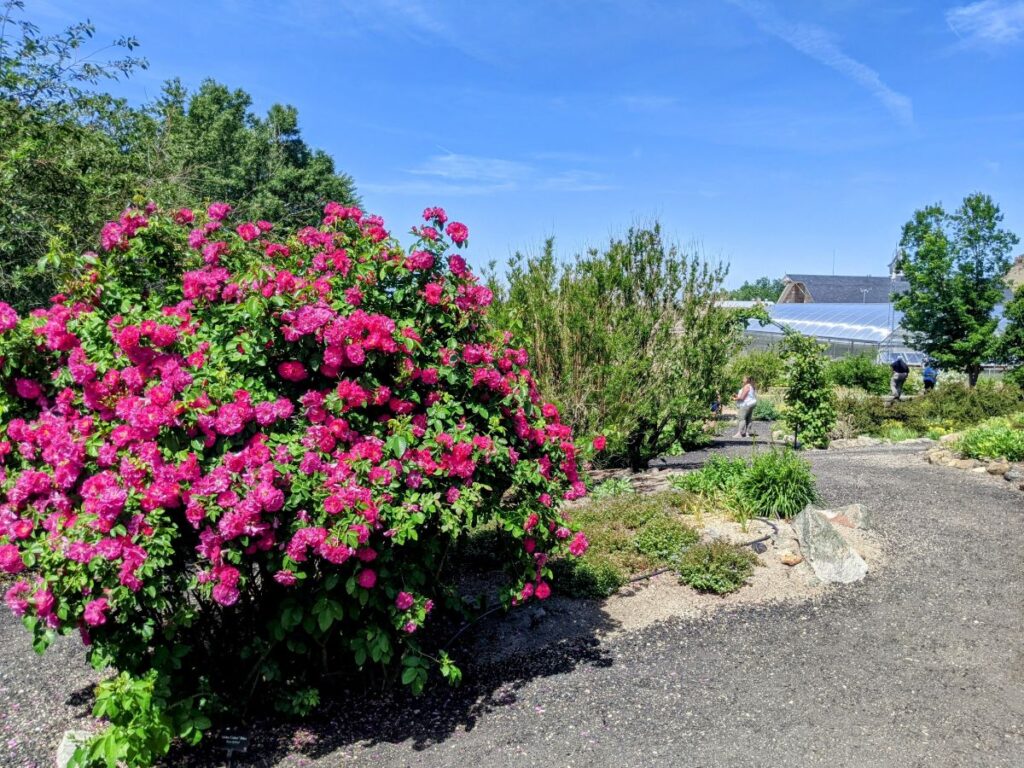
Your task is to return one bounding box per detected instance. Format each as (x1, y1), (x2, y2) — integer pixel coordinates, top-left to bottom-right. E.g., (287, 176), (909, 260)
(0, 202), (591, 765)
(739, 448), (819, 518)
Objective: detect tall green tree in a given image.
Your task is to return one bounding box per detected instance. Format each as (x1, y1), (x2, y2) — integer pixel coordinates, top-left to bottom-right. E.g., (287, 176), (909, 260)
(727, 276), (783, 302)
(999, 284), (1024, 386)
(0, 0), (149, 309)
(893, 193), (1019, 386)
(0, 2), (358, 312)
(145, 80), (357, 226)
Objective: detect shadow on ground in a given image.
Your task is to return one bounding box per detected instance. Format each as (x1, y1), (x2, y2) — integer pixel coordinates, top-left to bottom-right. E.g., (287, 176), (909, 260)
(162, 598), (618, 766)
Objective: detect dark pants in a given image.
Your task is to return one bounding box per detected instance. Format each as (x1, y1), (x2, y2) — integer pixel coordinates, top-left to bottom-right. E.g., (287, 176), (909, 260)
(890, 372), (908, 400)
(923, 379), (935, 391)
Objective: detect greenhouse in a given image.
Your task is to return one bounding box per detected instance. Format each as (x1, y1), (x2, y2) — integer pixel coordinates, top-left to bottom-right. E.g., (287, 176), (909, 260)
(743, 302), (925, 363)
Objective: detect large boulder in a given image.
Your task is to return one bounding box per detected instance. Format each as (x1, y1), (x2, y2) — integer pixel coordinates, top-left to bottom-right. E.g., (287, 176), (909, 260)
(793, 508), (869, 584)
(818, 503), (873, 530)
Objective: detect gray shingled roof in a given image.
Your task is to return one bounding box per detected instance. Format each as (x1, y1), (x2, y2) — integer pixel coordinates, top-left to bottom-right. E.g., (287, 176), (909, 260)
(781, 274), (910, 303)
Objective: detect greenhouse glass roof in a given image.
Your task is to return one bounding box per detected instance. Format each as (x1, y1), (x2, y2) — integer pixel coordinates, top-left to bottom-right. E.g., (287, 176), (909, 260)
(745, 302), (901, 344)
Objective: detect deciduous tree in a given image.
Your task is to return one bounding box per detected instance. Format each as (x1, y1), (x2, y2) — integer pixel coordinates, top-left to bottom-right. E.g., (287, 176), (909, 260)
(893, 193), (1019, 386)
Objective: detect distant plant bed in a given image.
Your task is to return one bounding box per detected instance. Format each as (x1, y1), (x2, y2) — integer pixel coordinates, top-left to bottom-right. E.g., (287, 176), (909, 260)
(835, 380), (1023, 440)
(957, 414), (1024, 462)
(669, 448), (818, 520)
(677, 541), (758, 594)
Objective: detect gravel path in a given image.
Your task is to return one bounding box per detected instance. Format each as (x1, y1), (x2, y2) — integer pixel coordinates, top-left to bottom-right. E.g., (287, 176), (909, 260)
(3, 439), (1024, 767)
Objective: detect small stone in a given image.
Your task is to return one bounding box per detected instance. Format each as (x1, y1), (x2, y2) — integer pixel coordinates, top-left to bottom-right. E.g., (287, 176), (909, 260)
(987, 460), (1011, 476)
(939, 433), (959, 444)
(56, 731), (92, 768)
(780, 552), (803, 566)
(1004, 468), (1021, 482)
(951, 459), (980, 470)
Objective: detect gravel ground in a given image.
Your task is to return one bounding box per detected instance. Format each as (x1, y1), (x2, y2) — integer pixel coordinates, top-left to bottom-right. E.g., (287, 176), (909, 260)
(3, 437), (1024, 768)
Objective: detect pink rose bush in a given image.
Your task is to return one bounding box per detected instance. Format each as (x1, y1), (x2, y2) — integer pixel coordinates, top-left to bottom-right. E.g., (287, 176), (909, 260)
(0, 202), (587, 763)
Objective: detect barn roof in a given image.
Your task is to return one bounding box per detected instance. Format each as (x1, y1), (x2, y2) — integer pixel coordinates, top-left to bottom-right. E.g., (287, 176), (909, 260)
(780, 274), (909, 303)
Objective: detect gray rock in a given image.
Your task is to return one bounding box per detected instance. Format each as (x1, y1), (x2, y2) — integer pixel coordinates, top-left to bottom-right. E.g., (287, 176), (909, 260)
(1002, 468), (1021, 482)
(56, 731), (91, 768)
(819, 503), (873, 530)
(793, 508), (869, 584)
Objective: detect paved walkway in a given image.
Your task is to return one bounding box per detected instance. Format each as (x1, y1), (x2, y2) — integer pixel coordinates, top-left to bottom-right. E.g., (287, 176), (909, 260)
(3, 440), (1023, 767)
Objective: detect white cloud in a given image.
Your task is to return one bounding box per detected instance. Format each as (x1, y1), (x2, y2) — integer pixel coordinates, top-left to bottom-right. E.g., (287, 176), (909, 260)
(947, 1), (1024, 47)
(409, 153), (532, 184)
(367, 152), (613, 196)
(539, 170), (615, 192)
(725, 0), (914, 127)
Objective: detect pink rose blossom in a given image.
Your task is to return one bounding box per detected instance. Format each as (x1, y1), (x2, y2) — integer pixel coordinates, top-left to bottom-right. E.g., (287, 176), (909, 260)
(83, 598), (110, 626)
(207, 202), (232, 221)
(274, 570), (297, 587)
(0, 545), (24, 574)
(592, 435), (607, 451)
(569, 532), (589, 557)
(278, 361), (308, 382)
(395, 591), (414, 610)
(446, 221), (469, 246)
(357, 569), (377, 589)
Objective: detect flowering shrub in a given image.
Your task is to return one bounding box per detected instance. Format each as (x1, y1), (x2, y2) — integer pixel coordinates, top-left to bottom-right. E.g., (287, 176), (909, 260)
(0, 202), (588, 765)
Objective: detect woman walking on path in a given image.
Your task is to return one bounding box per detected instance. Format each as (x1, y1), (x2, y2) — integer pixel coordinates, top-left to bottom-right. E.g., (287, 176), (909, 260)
(733, 376), (757, 438)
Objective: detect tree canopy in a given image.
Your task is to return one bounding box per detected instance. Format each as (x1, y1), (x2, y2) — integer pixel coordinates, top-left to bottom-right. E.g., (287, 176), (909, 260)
(0, 1), (357, 312)
(727, 276), (783, 302)
(893, 193), (1019, 385)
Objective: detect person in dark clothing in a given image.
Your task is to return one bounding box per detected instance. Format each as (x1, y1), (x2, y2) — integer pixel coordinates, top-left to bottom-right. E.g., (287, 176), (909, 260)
(922, 361), (938, 392)
(890, 357), (909, 401)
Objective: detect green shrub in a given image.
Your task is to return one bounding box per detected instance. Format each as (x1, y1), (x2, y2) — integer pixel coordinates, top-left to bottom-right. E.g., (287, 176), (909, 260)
(670, 455), (747, 495)
(739, 449), (819, 518)
(634, 515), (699, 562)
(678, 541), (758, 594)
(589, 477), (636, 499)
(550, 555), (627, 598)
(957, 414), (1024, 461)
(780, 332), (837, 448)
(752, 398), (780, 421)
(488, 227), (757, 470)
(827, 354), (890, 394)
(726, 348), (785, 392)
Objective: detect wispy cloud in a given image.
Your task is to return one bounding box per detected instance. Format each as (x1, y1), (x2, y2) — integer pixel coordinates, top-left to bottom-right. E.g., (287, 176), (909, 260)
(365, 152), (613, 196)
(409, 154), (532, 184)
(539, 170), (614, 192)
(724, 0), (913, 127)
(946, 1), (1024, 48)
(620, 94), (678, 112)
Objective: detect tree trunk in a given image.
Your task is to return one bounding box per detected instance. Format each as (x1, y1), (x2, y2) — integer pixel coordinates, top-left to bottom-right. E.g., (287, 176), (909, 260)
(968, 367), (980, 387)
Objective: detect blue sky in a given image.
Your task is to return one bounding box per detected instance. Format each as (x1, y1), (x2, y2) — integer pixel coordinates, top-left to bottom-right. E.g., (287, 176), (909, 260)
(30, 0), (1024, 287)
